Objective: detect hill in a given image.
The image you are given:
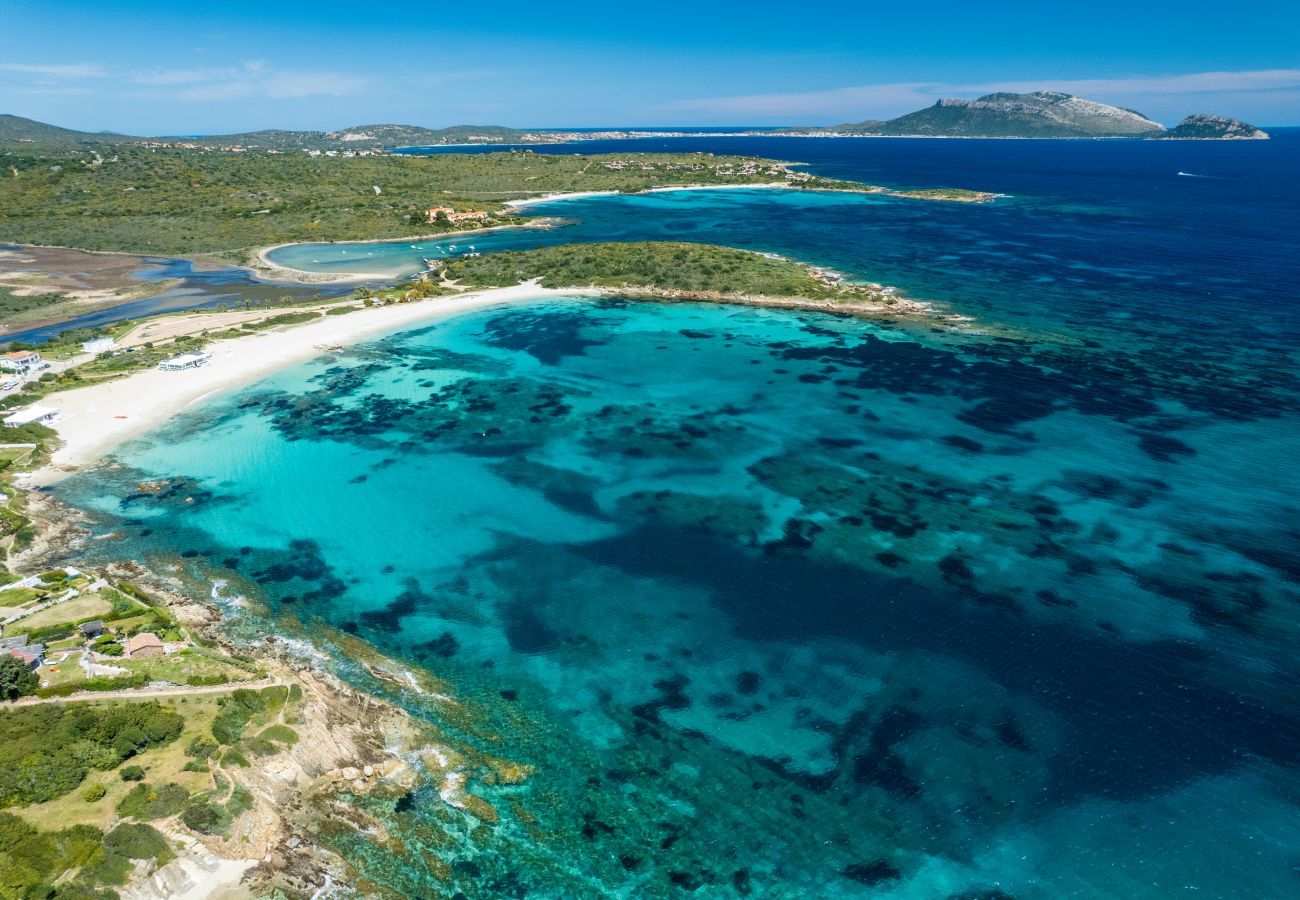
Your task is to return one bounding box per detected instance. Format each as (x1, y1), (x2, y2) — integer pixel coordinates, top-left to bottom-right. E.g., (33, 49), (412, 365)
(0, 114), (132, 146)
(0, 115), (533, 151)
(171, 123), (534, 151)
(1160, 114), (1269, 140)
(830, 92), (1166, 138)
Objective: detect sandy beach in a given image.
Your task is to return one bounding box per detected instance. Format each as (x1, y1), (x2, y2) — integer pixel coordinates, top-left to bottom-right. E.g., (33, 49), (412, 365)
(504, 183), (793, 209)
(31, 283), (565, 482)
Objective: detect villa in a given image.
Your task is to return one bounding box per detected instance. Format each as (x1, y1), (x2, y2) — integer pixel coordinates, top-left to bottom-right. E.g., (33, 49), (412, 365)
(426, 207), (489, 225)
(3, 405), (59, 427)
(158, 350), (212, 371)
(0, 350), (41, 373)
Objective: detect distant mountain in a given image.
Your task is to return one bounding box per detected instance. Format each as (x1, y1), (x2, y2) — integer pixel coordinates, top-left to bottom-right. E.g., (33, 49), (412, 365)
(1160, 114), (1269, 140)
(171, 123), (533, 151)
(0, 114), (132, 146)
(0, 115), (534, 151)
(830, 92), (1166, 138)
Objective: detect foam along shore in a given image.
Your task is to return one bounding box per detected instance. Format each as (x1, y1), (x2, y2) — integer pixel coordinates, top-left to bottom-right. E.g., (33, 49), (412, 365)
(31, 283), (567, 483)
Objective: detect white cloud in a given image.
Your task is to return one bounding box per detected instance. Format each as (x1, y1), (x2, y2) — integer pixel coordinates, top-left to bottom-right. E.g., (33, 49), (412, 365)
(129, 61), (368, 102)
(666, 69), (1300, 122)
(0, 62), (107, 78)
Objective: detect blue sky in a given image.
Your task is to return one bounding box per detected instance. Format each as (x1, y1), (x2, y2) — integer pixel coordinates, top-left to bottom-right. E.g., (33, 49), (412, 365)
(3, 0), (1297, 132)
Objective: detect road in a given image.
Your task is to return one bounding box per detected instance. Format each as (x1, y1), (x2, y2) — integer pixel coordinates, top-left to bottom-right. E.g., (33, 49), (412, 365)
(5, 676), (281, 706)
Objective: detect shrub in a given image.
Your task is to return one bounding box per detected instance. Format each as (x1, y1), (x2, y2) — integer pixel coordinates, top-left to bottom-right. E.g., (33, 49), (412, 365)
(119, 766), (146, 782)
(116, 782), (189, 821)
(185, 735), (219, 760)
(180, 797), (231, 835)
(96, 643), (124, 657)
(103, 823), (170, 861)
(82, 784), (107, 802)
(0, 654), (38, 700)
(259, 724), (299, 745)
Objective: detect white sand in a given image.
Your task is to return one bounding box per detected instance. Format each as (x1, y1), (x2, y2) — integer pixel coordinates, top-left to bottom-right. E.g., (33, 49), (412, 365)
(33, 283), (565, 483)
(504, 183), (794, 209)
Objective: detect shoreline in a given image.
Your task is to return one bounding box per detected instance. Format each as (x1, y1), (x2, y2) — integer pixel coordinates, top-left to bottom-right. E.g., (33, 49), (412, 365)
(249, 221), (546, 282)
(30, 283), (569, 483)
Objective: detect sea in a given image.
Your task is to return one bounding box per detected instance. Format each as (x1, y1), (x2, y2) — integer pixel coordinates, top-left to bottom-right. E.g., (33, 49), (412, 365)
(53, 133), (1300, 897)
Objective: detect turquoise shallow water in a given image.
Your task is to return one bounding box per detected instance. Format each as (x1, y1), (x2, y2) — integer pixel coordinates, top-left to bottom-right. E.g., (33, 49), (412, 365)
(53, 135), (1300, 897)
(57, 293), (1299, 897)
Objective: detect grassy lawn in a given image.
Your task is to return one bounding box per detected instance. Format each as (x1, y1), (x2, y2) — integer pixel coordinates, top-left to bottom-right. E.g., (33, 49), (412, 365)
(117, 649), (257, 686)
(12, 695), (223, 832)
(14, 592), (112, 630)
(0, 586), (43, 608)
(38, 650), (89, 688)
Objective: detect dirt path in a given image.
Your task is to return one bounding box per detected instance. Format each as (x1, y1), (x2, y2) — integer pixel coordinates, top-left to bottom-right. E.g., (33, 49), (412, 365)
(5, 676), (282, 706)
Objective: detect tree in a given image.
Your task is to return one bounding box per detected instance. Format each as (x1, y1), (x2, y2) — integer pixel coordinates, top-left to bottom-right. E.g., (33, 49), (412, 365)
(0, 654), (38, 700)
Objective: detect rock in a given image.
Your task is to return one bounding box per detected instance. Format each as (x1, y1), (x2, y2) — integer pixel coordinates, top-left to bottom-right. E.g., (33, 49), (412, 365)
(1161, 113), (1269, 140)
(363, 765), (374, 778)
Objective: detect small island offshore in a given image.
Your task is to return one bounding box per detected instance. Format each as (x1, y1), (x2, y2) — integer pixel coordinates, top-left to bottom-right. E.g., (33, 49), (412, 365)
(0, 75), (1291, 898)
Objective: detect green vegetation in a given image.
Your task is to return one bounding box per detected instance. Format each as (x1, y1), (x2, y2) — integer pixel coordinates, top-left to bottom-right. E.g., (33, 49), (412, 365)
(118, 766), (145, 782)
(103, 822), (172, 865)
(0, 147), (802, 255)
(443, 241), (871, 301)
(81, 784), (106, 803)
(211, 685), (288, 745)
(0, 702), (183, 807)
(0, 655), (38, 700)
(0, 811), (171, 898)
(116, 782), (189, 821)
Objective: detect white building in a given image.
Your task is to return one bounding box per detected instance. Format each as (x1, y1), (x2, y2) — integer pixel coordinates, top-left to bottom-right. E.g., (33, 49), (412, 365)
(3, 406), (59, 427)
(82, 337), (116, 354)
(157, 350), (211, 372)
(0, 351), (40, 373)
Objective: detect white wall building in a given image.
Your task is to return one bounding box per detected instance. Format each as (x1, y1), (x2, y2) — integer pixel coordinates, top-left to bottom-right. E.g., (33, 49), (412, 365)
(3, 406), (59, 427)
(157, 350), (212, 372)
(0, 351), (40, 372)
(82, 337), (116, 354)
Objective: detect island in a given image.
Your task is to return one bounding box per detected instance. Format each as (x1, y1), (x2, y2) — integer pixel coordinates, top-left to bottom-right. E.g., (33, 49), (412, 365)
(1159, 114), (1270, 140)
(783, 91), (1270, 140)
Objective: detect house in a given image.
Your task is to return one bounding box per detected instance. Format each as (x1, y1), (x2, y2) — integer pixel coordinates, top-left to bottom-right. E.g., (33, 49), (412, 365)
(82, 337), (116, 354)
(8, 644), (44, 669)
(3, 406), (59, 427)
(426, 207), (489, 225)
(0, 351), (40, 373)
(79, 620), (106, 640)
(0, 635), (29, 650)
(157, 350), (211, 372)
(446, 210), (489, 225)
(125, 632), (164, 658)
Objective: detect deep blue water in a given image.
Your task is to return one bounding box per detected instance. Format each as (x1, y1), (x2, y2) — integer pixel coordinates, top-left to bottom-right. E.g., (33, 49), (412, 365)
(54, 134), (1300, 897)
